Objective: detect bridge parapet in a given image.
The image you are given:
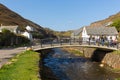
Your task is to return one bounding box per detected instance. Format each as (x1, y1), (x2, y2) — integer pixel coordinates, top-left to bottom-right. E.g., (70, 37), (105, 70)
(32, 38), (119, 51)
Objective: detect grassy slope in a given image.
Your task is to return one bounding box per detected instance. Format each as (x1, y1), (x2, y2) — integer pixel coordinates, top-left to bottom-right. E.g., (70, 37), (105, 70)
(0, 51), (39, 80)
(90, 12), (120, 27)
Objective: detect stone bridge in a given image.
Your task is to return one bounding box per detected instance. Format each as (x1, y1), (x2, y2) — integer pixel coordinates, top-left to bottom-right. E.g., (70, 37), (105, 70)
(32, 38), (119, 51)
(32, 38), (120, 68)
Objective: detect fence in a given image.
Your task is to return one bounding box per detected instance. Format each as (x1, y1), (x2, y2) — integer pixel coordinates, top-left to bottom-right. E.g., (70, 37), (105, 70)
(32, 38), (119, 49)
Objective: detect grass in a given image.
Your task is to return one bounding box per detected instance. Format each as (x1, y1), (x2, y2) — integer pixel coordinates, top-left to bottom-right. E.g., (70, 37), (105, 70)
(62, 48), (84, 56)
(70, 49), (83, 56)
(110, 50), (120, 55)
(0, 50), (40, 80)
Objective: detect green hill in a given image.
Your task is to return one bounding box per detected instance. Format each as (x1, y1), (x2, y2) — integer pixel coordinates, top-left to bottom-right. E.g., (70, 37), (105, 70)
(90, 12), (120, 27)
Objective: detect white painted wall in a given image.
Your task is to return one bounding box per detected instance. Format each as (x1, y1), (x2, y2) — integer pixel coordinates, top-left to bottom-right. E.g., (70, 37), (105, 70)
(82, 27), (89, 42)
(21, 25), (34, 40)
(26, 25), (33, 31)
(107, 36), (116, 41)
(22, 31), (32, 40)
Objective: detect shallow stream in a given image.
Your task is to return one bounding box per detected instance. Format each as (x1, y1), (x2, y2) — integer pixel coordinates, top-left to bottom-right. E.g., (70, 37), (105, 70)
(43, 48), (120, 80)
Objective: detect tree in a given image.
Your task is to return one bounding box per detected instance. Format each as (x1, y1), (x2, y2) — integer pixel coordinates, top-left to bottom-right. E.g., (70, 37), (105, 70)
(32, 32), (44, 39)
(0, 28), (30, 47)
(1, 29), (13, 46)
(111, 19), (120, 32)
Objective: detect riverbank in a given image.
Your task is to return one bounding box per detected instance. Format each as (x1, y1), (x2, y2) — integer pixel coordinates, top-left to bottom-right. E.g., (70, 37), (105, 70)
(38, 49), (60, 80)
(62, 47), (120, 70)
(0, 50), (40, 80)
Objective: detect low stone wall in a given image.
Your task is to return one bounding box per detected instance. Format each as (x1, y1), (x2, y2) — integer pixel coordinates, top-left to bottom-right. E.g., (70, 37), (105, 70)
(102, 51), (120, 69)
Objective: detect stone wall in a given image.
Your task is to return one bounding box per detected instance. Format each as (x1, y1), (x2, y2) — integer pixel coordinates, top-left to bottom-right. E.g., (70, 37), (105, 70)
(84, 48), (120, 69)
(102, 52), (120, 69)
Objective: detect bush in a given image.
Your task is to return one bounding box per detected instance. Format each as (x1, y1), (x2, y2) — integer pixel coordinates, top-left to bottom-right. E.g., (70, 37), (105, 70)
(111, 19), (120, 32)
(0, 29), (30, 48)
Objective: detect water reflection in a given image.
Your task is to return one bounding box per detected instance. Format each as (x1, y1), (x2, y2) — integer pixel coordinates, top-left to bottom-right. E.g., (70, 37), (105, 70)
(43, 48), (120, 80)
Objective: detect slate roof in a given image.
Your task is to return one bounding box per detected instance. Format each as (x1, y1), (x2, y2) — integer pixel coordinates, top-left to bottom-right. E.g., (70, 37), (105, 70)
(72, 27), (83, 36)
(73, 26), (118, 36)
(86, 27), (118, 35)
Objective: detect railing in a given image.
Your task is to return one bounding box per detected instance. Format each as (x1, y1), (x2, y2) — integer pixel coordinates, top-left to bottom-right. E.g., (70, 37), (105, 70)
(32, 38), (119, 50)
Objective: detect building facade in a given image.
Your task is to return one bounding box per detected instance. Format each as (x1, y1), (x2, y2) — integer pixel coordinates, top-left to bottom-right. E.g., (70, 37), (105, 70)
(22, 25), (33, 40)
(71, 26), (118, 43)
(0, 25), (34, 40)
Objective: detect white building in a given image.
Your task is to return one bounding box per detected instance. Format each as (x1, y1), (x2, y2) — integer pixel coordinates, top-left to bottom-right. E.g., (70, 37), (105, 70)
(22, 25), (33, 40)
(71, 26), (118, 42)
(82, 27), (89, 42)
(22, 31), (32, 40)
(26, 25), (34, 31)
(0, 25), (34, 40)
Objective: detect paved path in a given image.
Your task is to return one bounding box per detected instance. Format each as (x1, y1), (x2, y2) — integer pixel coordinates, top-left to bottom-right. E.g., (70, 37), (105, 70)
(0, 45), (43, 68)
(0, 47), (25, 68)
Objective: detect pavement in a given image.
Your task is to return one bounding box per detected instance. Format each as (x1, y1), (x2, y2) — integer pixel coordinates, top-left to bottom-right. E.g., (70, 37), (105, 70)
(0, 47), (25, 68)
(0, 45), (43, 68)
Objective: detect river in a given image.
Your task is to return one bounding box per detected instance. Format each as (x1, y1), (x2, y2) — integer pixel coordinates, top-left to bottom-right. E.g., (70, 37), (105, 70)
(43, 48), (120, 80)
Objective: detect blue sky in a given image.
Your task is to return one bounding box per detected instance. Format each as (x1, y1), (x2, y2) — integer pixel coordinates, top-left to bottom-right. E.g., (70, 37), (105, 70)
(0, 0), (120, 31)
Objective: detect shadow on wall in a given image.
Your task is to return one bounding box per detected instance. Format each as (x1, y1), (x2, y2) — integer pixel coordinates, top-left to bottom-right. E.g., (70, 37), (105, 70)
(91, 49), (113, 62)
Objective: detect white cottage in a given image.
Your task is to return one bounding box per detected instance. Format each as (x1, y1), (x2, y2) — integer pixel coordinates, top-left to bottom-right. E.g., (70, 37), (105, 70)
(71, 26), (118, 42)
(22, 25), (33, 40)
(0, 25), (34, 40)
(22, 31), (32, 40)
(82, 27), (89, 42)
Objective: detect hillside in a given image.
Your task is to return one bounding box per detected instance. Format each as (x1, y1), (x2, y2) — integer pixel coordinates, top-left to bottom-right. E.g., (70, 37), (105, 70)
(0, 4), (49, 37)
(90, 12), (120, 27)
